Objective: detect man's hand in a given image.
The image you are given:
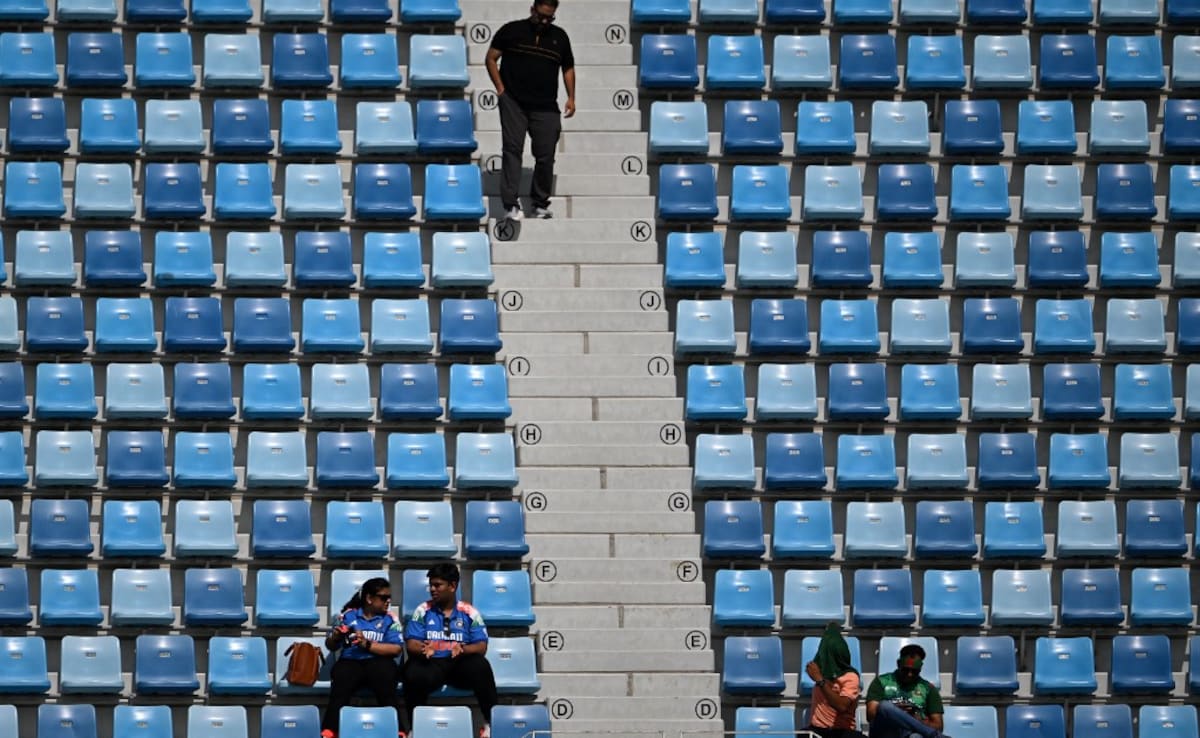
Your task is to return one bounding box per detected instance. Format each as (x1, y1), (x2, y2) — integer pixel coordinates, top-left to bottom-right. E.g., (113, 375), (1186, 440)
(421, 641), (436, 658)
(564, 98), (576, 118)
(805, 661), (823, 682)
(449, 642), (464, 658)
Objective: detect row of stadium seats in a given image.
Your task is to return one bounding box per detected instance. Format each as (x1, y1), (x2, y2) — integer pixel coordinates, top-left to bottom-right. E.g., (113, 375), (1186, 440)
(704, 498), (1198, 560)
(5, 98), (477, 156)
(0, 0), (461, 23)
(715, 567), (1196, 627)
(0, 162), (487, 221)
(657, 162), (1198, 222)
(0, 634), (539, 696)
(641, 33), (1190, 91)
(0, 566), (534, 626)
(691, 431), (1200, 490)
(0, 32), (469, 90)
(10, 431), (519, 488)
(634, 0), (1198, 26)
(723, 634), (1192, 695)
(666, 231), (1198, 291)
(652, 99), (1200, 157)
(7, 362), (508, 420)
(0, 296), (503, 354)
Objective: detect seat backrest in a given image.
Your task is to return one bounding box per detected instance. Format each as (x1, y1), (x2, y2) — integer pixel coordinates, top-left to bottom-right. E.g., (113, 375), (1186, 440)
(111, 569), (173, 626)
(781, 569), (842, 626)
(175, 499), (238, 556)
(464, 500), (528, 558)
(990, 569), (1053, 625)
(703, 500), (765, 558)
(187, 706), (249, 738)
(771, 498), (834, 556)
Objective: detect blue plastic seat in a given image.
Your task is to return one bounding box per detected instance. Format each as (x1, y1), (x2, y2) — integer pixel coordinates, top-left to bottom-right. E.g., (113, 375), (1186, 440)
(362, 232), (422, 289)
(241, 364), (303, 420)
(704, 500), (765, 558)
(409, 708), (472, 738)
(882, 232), (942, 287)
(632, 0), (691, 22)
(491, 708), (550, 738)
(301, 299), (363, 354)
(1170, 165), (1200, 221)
(340, 706), (397, 738)
(423, 163), (485, 221)
(730, 165), (790, 221)
(110, 569), (173, 626)
(143, 163), (206, 219)
(464, 500), (529, 559)
(890, 298), (951, 354)
(85, 231), (145, 287)
(331, 0), (390, 20)
(648, 101), (707, 156)
(1007, 706), (1065, 738)
(314, 430), (378, 486)
(0, 0), (46, 18)
(94, 303), (154, 352)
(983, 501), (1045, 558)
(905, 35), (965, 89)
(961, 297), (1022, 354)
(900, 0), (959, 21)
(354, 101), (416, 155)
(0, 33), (56, 87)
(1034, 637), (1096, 695)
(969, 0), (1027, 21)
(819, 298), (880, 354)
(991, 569), (1052, 625)
(844, 501), (906, 558)
(755, 364), (817, 421)
(14, 230), (73, 287)
(780, 570), (841, 626)
(7, 98), (68, 153)
(0, 370), (26, 421)
(923, 570), (984, 626)
(4, 162), (64, 219)
(291, 231), (354, 288)
(795, 101), (854, 154)
(231, 298), (293, 354)
(1189, 365), (1200, 416)
(764, 435), (827, 492)
(1173, 37), (1200, 89)
(135, 33), (195, 87)
(1042, 363), (1103, 420)
(192, 0), (251, 22)
(135, 635), (199, 694)
(1034, 0), (1093, 22)
(341, 34), (400, 89)
(869, 102), (931, 154)
(1068, 706), (1131, 738)
(875, 164), (937, 221)
(973, 35), (1032, 88)
(723, 637), (785, 695)
(1105, 35), (1164, 89)
(246, 431), (308, 487)
(1180, 299), (1200, 355)
(386, 432), (449, 488)
(398, 0), (460, 22)
(66, 35), (122, 88)
(955, 637), (1017, 694)
(913, 500), (975, 558)
(154, 231), (214, 286)
(126, 0), (185, 21)
(766, 0), (825, 21)
(1125, 499), (1187, 557)
(34, 363), (96, 419)
(811, 230), (870, 287)
(1106, 298), (1166, 353)
(279, 99), (340, 155)
(851, 569), (914, 626)
(171, 433), (235, 489)
(1114, 366), (1174, 422)
(272, 34), (332, 88)
(942, 707), (1001, 738)
(34, 432), (97, 488)
(311, 365), (374, 420)
(1058, 500), (1120, 557)
(255, 570), (318, 626)
(639, 34), (698, 89)
(1130, 568), (1192, 626)
(26, 297), (87, 353)
(1049, 435), (1111, 489)
(1016, 100), (1076, 154)
(1022, 164), (1084, 221)
(772, 499), (834, 559)
(284, 164), (346, 220)
(251, 501), (315, 559)
(748, 299), (809, 356)
(838, 34), (898, 89)
(827, 363), (887, 420)
(686, 365), (746, 421)
(699, 0), (759, 22)
(943, 100), (1003, 155)
(658, 164), (718, 221)
(836, 434), (897, 489)
(905, 433), (967, 489)
(455, 433), (518, 489)
(105, 430), (169, 487)
(1039, 34), (1099, 89)
(59, 636), (121, 695)
(949, 164), (1010, 221)
(713, 569), (774, 628)
(0, 637), (48, 692)
(899, 364), (960, 420)
(415, 99), (477, 154)
(1025, 230), (1085, 287)
(447, 363), (511, 421)
(213, 163), (275, 220)
(664, 232), (723, 289)
(1101, 231), (1160, 287)
(1100, 0), (1158, 21)
(1034, 299), (1094, 354)
(722, 100), (782, 155)
(163, 296), (225, 353)
(324, 502), (387, 559)
(57, 0), (117, 19)
(40, 569), (102, 625)
(834, 0), (892, 22)
(262, 0), (321, 21)
(706, 35), (765, 90)
(971, 363), (1032, 419)
(225, 232), (286, 288)
(380, 365), (442, 421)
(430, 232), (491, 288)
(439, 299), (501, 354)
(1111, 635), (1173, 695)
(737, 232), (798, 288)
(392, 501), (455, 559)
(183, 568), (246, 626)
(408, 34), (469, 88)
(1061, 567), (1118, 623)
(1090, 100), (1150, 154)
(208, 638), (271, 695)
(1139, 707), (1198, 738)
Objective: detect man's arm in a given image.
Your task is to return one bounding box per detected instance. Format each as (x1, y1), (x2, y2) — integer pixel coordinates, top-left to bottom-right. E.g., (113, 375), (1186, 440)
(865, 701), (880, 722)
(485, 48), (504, 95)
(925, 713), (944, 732)
(458, 640), (488, 656)
(406, 638), (429, 658)
(562, 67), (576, 118)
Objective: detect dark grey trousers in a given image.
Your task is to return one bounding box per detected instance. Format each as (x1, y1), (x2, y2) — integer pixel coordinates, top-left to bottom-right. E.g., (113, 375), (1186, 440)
(498, 93), (562, 210)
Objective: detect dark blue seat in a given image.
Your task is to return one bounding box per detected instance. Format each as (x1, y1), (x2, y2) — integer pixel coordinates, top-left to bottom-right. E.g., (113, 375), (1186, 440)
(464, 500), (528, 559)
(440, 299), (502, 354)
(639, 35), (698, 89)
(7, 98), (68, 153)
(914, 500), (976, 558)
(65, 33), (124, 87)
(765, 0), (824, 22)
(942, 100), (1003, 155)
(1073, 706), (1132, 738)
(294, 231), (355, 287)
(1039, 34), (1099, 89)
(331, 0), (391, 20)
(828, 363), (888, 420)
(126, 0), (186, 21)
(851, 569), (914, 626)
(1111, 635), (1173, 694)
(961, 298), (1022, 354)
(26, 297), (88, 353)
(163, 297), (226, 352)
(211, 99), (273, 154)
(315, 431), (379, 489)
(353, 163), (416, 221)
(722, 100), (783, 155)
(192, 0), (252, 22)
(143, 163), (206, 220)
(955, 636), (1018, 694)
(252, 501), (315, 558)
(838, 34), (898, 89)
(106, 431), (169, 487)
(232, 298), (294, 353)
(173, 363), (235, 418)
(0, 570), (31, 624)
(967, 0), (1026, 22)
(84, 230), (145, 286)
(38, 705), (95, 737)
(703, 501), (765, 558)
(763, 433), (826, 490)
(0, 365), (28, 419)
(1034, 0), (1093, 22)
(379, 364), (442, 420)
(30, 499), (93, 555)
(1027, 230), (1088, 287)
(271, 34), (332, 88)
(1164, 99), (1200, 154)
(811, 230), (871, 287)
(977, 433), (1039, 489)
(1060, 568), (1122, 625)
(135, 635), (199, 694)
(1007, 706), (1064, 738)
(748, 299), (810, 355)
(0, 0), (47, 19)
(415, 99), (477, 154)
(1125, 499), (1187, 557)
(658, 164), (717, 221)
(1095, 163), (1157, 221)
(1042, 363), (1103, 420)
(876, 164), (937, 221)
(183, 569), (247, 626)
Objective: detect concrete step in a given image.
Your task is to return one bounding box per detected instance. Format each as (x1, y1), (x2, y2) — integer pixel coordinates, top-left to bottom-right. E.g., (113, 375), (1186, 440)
(510, 397), (593, 421)
(633, 673), (723, 696)
(529, 489), (690, 514)
(538, 673), (629, 697)
(534, 581), (705, 605)
(534, 605), (710, 629)
(497, 288), (662, 313)
(501, 311), (669, 332)
(469, 43), (633, 66)
(614, 534), (701, 558)
(503, 354), (673, 378)
(606, 467), (694, 489)
(486, 217), (654, 243)
(483, 173), (650, 197)
(516, 421), (683, 446)
(527, 512), (697, 535)
(597, 397), (685, 421)
(500, 333), (587, 355)
(529, 534), (614, 558)
(528, 558), (700, 583)
(579, 265), (665, 287)
(518, 443), (690, 466)
(545, 697), (721, 721)
(562, 131), (648, 153)
(570, 196), (656, 219)
(518, 467), (602, 490)
(508, 377), (676, 398)
(479, 154), (650, 179)
(549, 721), (722, 738)
(493, 265), (576, 287)
(491, 242), (659, 266)
(542, 629), (712, 654)
(588, 333), (676, 354)
(624, 605), (712, 629)
(469, 66), (637, 89)
(540, 650), (714, 672)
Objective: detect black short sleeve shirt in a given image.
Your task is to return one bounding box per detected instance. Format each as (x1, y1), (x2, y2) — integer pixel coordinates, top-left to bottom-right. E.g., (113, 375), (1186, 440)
(490, 18), (574, 112)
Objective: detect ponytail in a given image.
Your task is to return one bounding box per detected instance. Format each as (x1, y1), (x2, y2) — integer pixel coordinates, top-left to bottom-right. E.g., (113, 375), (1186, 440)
(342, 577), (391, 612)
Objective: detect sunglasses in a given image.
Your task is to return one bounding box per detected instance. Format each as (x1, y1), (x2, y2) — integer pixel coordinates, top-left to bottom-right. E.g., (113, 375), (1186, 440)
(373, 593), (392, 602)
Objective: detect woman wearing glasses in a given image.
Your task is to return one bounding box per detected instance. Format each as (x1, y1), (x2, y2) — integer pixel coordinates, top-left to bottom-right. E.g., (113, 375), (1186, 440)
(321, 577), (405, 738)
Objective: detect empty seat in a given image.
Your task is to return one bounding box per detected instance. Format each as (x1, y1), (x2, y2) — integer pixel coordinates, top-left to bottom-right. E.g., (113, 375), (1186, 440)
(1034, 299), (1094, 354)
(713, 569), (774, 628)
(232, 298), (294, 353)
(891, 298), (951, 353)
(1040, 34), (1098, 88)
(836, 434), (897, 489)
(1106, 298), (1166, 353)
(1115, 367), (1174, 421)
(1139, 707), (1198, 738)
(315, 431), (378, 487)
(0, 32), (56, 86)
(676, 300), (735, 355)
(379, 365), (442, 421)
(781, 570), (841, 626)
(722, 100), (782, 155)
(1100, 0), (1157, 21)
(172, 432), (236, 489)
(1057, 500), (1119, 556)
(900, 363), (961, 420)
(1100, 231), (1160, 287)
(15, 230), (74, 286)
(399, 0), (459, 22)
(272, 33), (332, 88)
(686, 365), (747, 421)
(818, 299), (879, 354)
(455, 433), (518, 489)
(905, 35), (965, 89)
(794, 101), (854, 153)
(649, 101), (708, 155)
(310, 366), (373, 420)
(803, 165), (864, 221)
(973, 35), (1032, 88)
(183, 568), (246, 626)
(991, 569), (1053, 626)
(34, 434), (97, 489)
(851, 569), (914, 626)
(1026, 230), (1087, 287)
(144, 100), (204, 153)
(57, 0), (117, 19)
(386, 433), (449, 488)
(242, 364), (303, 419)
(447, 364), (510, 421)
(943, 100), (1003, 155)
(950, 164), (1010, 221)
(1017, 99), (1077, 154)
(1049, 435), (1111, 489)
(40, 569), (102, 625)
(154, 232), (214, 286)
(1096, 163), (1157, 221)
(105, 364), (169, 419)
(1043, 363), (1103, 420)
(882, 232), (942, 286)
(60, 636), (122, 694)
(730, 165), (790, 221)
(251, 501), (315, 559)
(1061, 568), (1123, 625)
(208, 637), (271, 695)
(844, 501), (906, 558)
(105, 430), (169, 489)
(135, 32), (195, 87)
(961, 297), (1022, 353)
(914, 501), (976, 558)
(811, 230), (870, 287)
(828, 363), (888, 420)
(923, 570), (984, 626)
(66, 32), (126, 88)
(393, 501), (456, 559)
(341, 34), (401, 89)
(955, 637), (1018, 694)
(877, 164), (938, 221)
(639, 35), (698, 89)
(1111, 635), (1173, 694)
(464, 500), (529, 558)
(971, 363), (1032, 419)
(700, 0), (759, 22)
(1007, 706), (1065, 738)
(968, 0), (1027, 22)
(430, 232), (491, 288)
(1106, 35), (1164, 89)
(983, 500), (1045, 558)
(4, 162), (65, 219)
(1125, 499), (1187, 557)
(423, 164), (486, 221)
(86, 232), (146, 287)
(143, 163), (206, 219)
(907, 433), (968, 488)
(35, 363), (96, 419)
(332, 0), (390, 21)
(285, 164), (346, 220)
(766, 0), (825, 22)
(302, 299), (363, 354)
(0, 637), (48, 692)
(27, 297), (88, 353)
(773, 499), (834, 558)
(355, 102), (416, 155)
(658, 164), (718, 221)
(0, 440), (25, 490)
(1174, 37), (1200, 89)
(704, 500), (765, 558)
(80, 98), (140, 153)
(755, 364), (818, 421)
(737, 232), (798, 288)
(632, 0), (691, 22)
(110, 569), (173, 626)
(1130, 568), (1192, 625)
(408, 34), (469, 88)
(838, 34), (898, 89)
(764, 435), (827, 492)
(135, 635), (199, 694)
(1034, 637), (1096, 695)
(213, 163), (276, 220)
(7, 98), (68, 153)
(1090, 100), (1150, 154)
(325, 501), (387, 559)
(706, 35), (765, 90)
(416, 99), (477, 154)
(261, 706), (321, 738)
(1022, 164), (1084, 221)
(748, 299), (810, 354)
(439, 299), (501, 354)
(174, 500), (238, 556)
(722, 637), (785, 694)
(280, 100), (340, 154)
(204, 39), (262, 89)
(246, 432), (308, 487)
(363, 232), (422, 288)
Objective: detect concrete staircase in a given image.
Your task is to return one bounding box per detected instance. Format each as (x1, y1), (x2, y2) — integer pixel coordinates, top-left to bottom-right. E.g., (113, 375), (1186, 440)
(462, 2), (722, 736)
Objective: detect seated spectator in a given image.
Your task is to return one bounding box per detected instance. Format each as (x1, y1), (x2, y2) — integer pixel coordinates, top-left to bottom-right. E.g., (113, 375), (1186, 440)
(805, 623), (866, 738)
(403, 563), (498, 738)
(866, 644), (953, 738)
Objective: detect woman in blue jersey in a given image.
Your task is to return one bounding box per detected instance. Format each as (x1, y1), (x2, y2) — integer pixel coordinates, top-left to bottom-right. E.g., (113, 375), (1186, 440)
(320, 577), (405, 738)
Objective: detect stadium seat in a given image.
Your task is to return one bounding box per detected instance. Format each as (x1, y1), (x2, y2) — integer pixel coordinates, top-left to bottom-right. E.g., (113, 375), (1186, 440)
(324, 502), (387, 559)
(36, 705), (95, 738)
(386, 433), (449, 488)
(649, 101), (707, 156)
(794, 101), (854, 153)
(1130, 568), (1192, 625)
(819, 299), (879, 354)
(957, 231), (1016, 287)
(983, 500), (1045, 557)
(961, 297), (1022, 353)
(379, 365), (442, 421)
(439, 299), (502, 354)
(658, 164), (718, 221)
(416, 99), (477, 154)
(231, 298), (294, 354)
(737, 232), (798, 288)
(39, 569), (102, 625)
(252, 501), (315, 559)
(1105, 35), (1164, 89)
(973, 35), (1032, 88)
(110, 569), (173, 626)
(1017, 99), (1076, 154)
(431, 231), (491, 288)
(901, 363), (961, 420)
(135, 32), (195, 87)
(1042, 363), (1103, 420)
(1111, 635), (1174, 693)
(0, 368), (24, 420)
(1125, 499), (1187, 557)
(1068, 707), (1132, 738)
(34, 434), (97, 489)
(1060, 568), (1123, 625)
(59, 636), (121, 694)
(183, 568), (246, 626)
(126, 0), (186, 21)
(191, 0), (250, 21)
(332, 0), (390, 20)
(639, 34), (699, 89)
(1170, 165), (1200, 221)
(882, 232), (942, 286)
(242, 364), (303, 419)
(172, 433), (236, 488)
(730, 165), (790, 221)
(1106, 298), (1166, 353)
(0, 32), (55, 88)
(292, 231), (356, 287)
(990, 569), (1052, 626)
(262, 0), (322, 21)
(942, 100), (1003, 155)
(1090, 100), (1150, 154)
(4, 161), (65, 219)
(811, 230), (870, 287)
(675, 300), (735, 356)
(86, 232), (145, 287)
(447, 364), (510, 421)
(15, 230), (74, 287)
(104, 364), (168, 420)
(723, 637), (785, 694)
(700, 0), (761, 22)
(876, 164), (937, 221)
(949, 164), (1010, 220)
(174, 500), (238, 556)
(80, 98), (140, 153)
(906, 433), (968, 488)
(1022, 164), (1083, 221)
(246, 432), (309, 487)
(714, 569), (774, 628)
(1034, 298), (1094, 354)
(423, 164), (486, 221)
(1057, 500), (1119, 557)
(900, 0), (959, 21)
(1096, 163), (1157, 221)
(280, 100), (340, 155)
(828, 363), (888, 420)
(341, 33), (401, 89)
(135, 635), (199, 694)
(369, 300), (433, 355)
(704, 500), (765, 558)
(766, 0), (825, 21)
(302, 299), (364, 354)
(1100, 0), (1158, 21)
(781, 570), (841, 626)
(835, 434), (897, 489)
(922, 570), (984, 626)
(35, 363), (96, 419)
(1188, 365), (1200, 414)
(271, 33), (332, 88)
(1027, 230), (1087, 287)
(1007, 706), (1065, 738)
(1049, 435), (1111, 489)
(408, 35), (469, 88)
(143, 163), (206, 219)
(905, 36), (965, 89)
(64, 32), (121, 88)
(315, 431), (378, 486)
(1034, 637), (1096, 695)
(213, 163), (276, 220)
(971, 363), (1032, 419)
(838, 34), (898, 89)
(869, 101), (931, 156)
(665, 232), (725, 288)
(340, 707), (397, 738)
(1039, 34), (1099, 88)
(1173, 37), (1200, 89)
(950, 638), (1017, 696)
(774, 500), (835, 562)
(311, 366), (373, 420)
(285, 164), (346, 220)
(261, 707), (321, 738)
(706, 35), (766, 92)
(57, 0), (117, 19)
(393, 501), (456, 559)
(399, 0), (460, 21)
(1139, 707), (1198, 738)
(7, 98), (68, 153)
(208, 638), (271, 695)
(464, 500), (529, 558)
(844, 501), (906, 558)
(362, 232), (422, 288)
(969, 0), (1026, 22)
(722, 100), (782, 155)
(764, 435), (827, 492)
(153, 231), (214, 286)
(0, 435), (24, 490)
(851, 569), (914, 626)
(105, 430), (169, 487)
(1033, 0), (1094, 22)
(686, 365), (747, 421)
(455, 433), (518, 488)
(632, 0), (691, 22)
(26, 297), (88, 353)
(756, 364), (818, 421)
(1114, 366), (1174, 421)
(942, 707), (1000, 738)
(143, 99), (204, 153)
(355, 102), (416, 155)
(274, 637), (331, 694)
(1099, 231), (1160, 287)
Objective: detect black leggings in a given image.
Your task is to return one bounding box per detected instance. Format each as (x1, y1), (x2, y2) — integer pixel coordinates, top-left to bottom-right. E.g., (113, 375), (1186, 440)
(402, 653), (498, 727)
(322, 656), (403, 733)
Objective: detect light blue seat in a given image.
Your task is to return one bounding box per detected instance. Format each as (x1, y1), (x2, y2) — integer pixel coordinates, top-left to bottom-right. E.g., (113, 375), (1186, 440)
(340, 706), (397, 738)
(900, 363), (960, 420)
(431, 231), (492, 287)
(990, 569), (1052, 625)
(706, 35), (765, 90)
(80, 98), (139, 154)
(262, 0), (321, 21)
(685, 364), (747, 421)
(906, 433), (968, 488)
(15, 230), (74, 287)
(844, 501), (906, 558)
(202, 34), (262, 88)
(676, 300), (735, 355)
(1017, 99), (1077, 154)
(0, 500), (16, 555)
(408, 35), (469, 89)
(398, 0), (460, 22)
(311, 366), (373, 421)
(34, 431), (97, 488)
(818, 299), (878, 354)
(35, 363), (96, 419)
(1100, 0), (1157, 21)
(0, 300), (17, 354)
(246, 432), (308, 487)
(1139, 707), (1198, 738)
(949, 164), (1010, 221)
(40, 569), (102, 625)
(104, 363), (167, 419)
(713, 569), (774, 628)
(355, 102), (416, 154)
(183, 568), (246, 626)
(1114, 365), (1174, 421)
(110, 569), (172, 627)
(798, 636), (862, 694)
(154, 232), (214, 286)
(772, 35), (831, 89)
(1034, 298), (1095, 354)
(187, 706), (248, 738)
(693, 434), (755, 490)
(102, 500), (165, 557)
(781, 570), (842, 626)
(208, 637), (271, 695)
(4, 161), (65, 219)
(1105, 298), (1166, 353)
(1070, 706), (1132, 738)
(274, 637), (331, 694)
(795, 100), (854, 154)
(1057, 500), (1119, 557)
(172, 433), (235, 490)
(882, 231), (942, 287)
(447, 364), (511, 421)
(455, 433), (518, 489)
(730, 165), (790, 221)
(1022, 164), (1083, 221)
(877, 637), (941, 683)
(851, 569), (914, 626)
(923, 570), (985, 626)
(325, 502), (387, 559)
(57, 0), (116, 19)
(905, 35), (965, 89)
(734, 707), (793, 738)
(983, 501), (1046, 559)
(386, 433), (449, 489)
(900, 0), (960, 21)
(890, 298), (951, 353)
(632, 0), (691, 22)
(0, 33), (57, 87)
(0, 637), (48, 693)
(340, 34), (401, 89)
(870, 101), (930, 154)
(1090, 100), (1150, 153)
(649, 101), (708, 155)
(143, 99), (204, 153)
(284, 164), (345, 220)
(1049, 434), (1111, 489)
(174, 500), (237, 557)
(363, 232), (422, 288)
(393, 501), (456, 559)
(242, 364), (303, 420)
(59, 636), (121, 694)
(971, 363), (1032, 419)
(73, 163), (135, 219)
(370, 299), (434, 354)
(1172, 36), (1200, 88)
(214, 164), (276, 220)
(699, 0), (758, 22)
(489, 637), (542, 693)
(303, 299), (364, 354)
(1170, 165), (1200, 221)
(955, 638), (1017, 694)
(802, 165), (864, 221)
(1034, 637), (1096, 695)
(1130, 568), (1192, 625)
(1105, 35), (1164, 89)
(411, 708), (471, 738)
(973, 34), (1032, 88)
(943, 707), (1000, 738)
(465, 500), (528, 559)
(772, 499), (834, 557)
(723, 637), (785, 695)
(836, 434), (897, 489)
(755, 364), (817, 421)
(736, 231), (797, 288)
(223, 232), (286, 287)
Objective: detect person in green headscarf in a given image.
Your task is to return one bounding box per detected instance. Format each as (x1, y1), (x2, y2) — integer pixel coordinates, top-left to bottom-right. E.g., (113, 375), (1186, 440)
(805, 623), (866, 738)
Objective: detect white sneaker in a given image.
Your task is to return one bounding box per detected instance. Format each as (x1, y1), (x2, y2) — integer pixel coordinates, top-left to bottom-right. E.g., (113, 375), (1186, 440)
(504, 206), (522, 221)
(532, 207), (553, 219)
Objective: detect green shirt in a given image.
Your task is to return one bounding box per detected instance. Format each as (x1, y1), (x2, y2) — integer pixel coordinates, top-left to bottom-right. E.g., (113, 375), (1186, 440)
(866, 672), (944, 721)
